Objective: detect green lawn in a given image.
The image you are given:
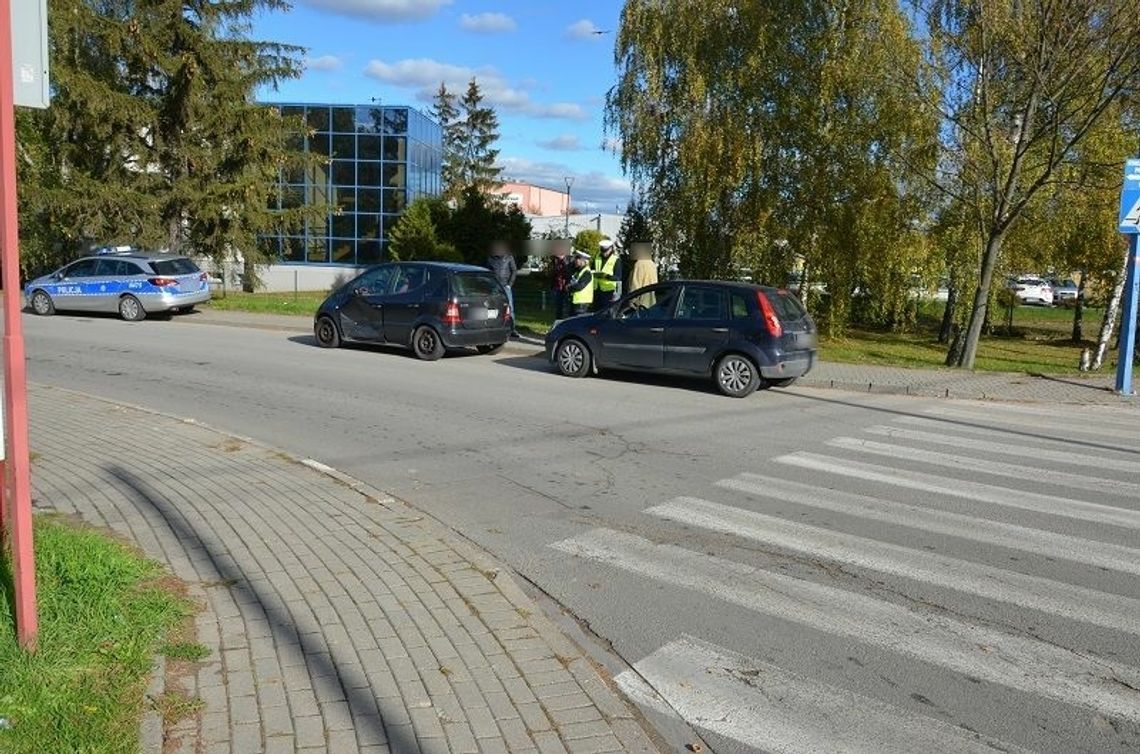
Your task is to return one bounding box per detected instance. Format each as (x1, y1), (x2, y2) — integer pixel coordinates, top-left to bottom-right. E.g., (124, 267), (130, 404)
(0, 517), (198, 754)
(205, 290), (327, 316)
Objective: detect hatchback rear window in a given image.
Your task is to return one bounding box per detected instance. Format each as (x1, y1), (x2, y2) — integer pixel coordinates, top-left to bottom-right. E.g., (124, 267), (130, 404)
(452, 273), (501, 298)
(769, 290), (807, 321)
(151, 258), (200, 275)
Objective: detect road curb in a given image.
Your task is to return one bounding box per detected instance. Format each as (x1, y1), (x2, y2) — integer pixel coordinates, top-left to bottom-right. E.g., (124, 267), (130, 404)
(140, 654), (165, 754)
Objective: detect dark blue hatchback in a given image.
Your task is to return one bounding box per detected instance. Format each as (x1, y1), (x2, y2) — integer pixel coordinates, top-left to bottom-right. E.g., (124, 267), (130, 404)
(544, 280), (817, 397)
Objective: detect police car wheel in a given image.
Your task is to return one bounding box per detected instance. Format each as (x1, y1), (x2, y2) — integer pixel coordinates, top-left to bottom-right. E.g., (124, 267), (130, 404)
(556, 339), (591, 378)
(314, 316), (341, 348)
(715, 354), (760, 398)
(119, 295), (147, 322)
(412, 326), (445, 361)
(30, 290), (54, 316)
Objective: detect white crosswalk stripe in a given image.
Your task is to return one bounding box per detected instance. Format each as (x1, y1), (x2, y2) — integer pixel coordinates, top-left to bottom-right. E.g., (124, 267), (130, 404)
(615, 637), (1034, 754)
(719, 472), (1140, 576)
(945, 400), (1140, 430)
(553, 411), (1140, 752)
(646, 496), (1140, 635)
(552, 528), (1140, 723)
(826, 436), (1140, 496)
(775, 452), (1140, 530)
(923, 405), (1140, 442)
(862, 424), (1140, 473)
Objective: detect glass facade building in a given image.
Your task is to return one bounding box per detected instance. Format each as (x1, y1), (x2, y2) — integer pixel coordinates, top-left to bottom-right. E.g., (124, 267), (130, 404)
(264, 103), (443, 266)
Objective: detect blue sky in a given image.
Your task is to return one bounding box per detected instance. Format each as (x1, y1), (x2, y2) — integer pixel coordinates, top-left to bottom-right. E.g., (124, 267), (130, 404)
(252, 0), (631, 212)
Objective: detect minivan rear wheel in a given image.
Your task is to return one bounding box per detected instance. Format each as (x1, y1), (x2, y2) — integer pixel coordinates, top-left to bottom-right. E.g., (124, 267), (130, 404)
(476, 342), (506, 355)
(715, 354), (760, 398)
(412, 325), (445, 361)
(769, 377), (797, 388)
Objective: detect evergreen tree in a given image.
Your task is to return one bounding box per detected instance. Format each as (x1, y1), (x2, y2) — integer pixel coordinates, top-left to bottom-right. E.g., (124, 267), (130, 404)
(616, 201), (652, 249)
(388, 198), (460, 261)
(455, 79), (503, 195)
(431, 83), (464, 200)
(437, 187), (530, 265)
(16, 0), (316, 286)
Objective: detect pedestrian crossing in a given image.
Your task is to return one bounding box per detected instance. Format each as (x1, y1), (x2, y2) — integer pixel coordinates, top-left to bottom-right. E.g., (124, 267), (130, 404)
(550, 401), (1140, 753)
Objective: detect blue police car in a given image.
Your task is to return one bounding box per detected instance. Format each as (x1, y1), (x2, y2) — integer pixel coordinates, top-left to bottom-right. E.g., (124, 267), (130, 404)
(24, 250), (212, 321)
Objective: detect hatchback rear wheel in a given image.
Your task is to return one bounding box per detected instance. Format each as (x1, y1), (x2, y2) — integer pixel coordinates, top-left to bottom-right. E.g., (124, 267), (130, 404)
(412, 325), (445, 361)
(476, 342), (506, 355)
(769, 377), (797, 388)
(715, 354), (760, 398)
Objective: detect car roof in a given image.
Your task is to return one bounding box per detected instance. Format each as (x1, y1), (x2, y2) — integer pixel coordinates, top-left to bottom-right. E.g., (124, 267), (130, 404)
(661, 279), (790, 293)
(77, 251), (189, 263)
(380, 261), (490, 273)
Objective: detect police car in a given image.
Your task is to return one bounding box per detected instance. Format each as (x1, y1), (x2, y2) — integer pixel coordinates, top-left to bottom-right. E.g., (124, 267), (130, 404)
(24, 249), (212, 321)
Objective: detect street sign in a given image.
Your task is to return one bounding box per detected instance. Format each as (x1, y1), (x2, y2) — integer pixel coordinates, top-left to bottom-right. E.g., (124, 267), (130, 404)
(10, 0), (48, 109)
(1121, 158), (1140, 234)
(1117, 158), (1140, 395)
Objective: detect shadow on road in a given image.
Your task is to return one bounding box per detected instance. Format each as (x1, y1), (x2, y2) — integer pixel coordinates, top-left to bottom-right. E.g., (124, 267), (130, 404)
(493, 356), (727, 396)
(287, 334), (482, 360)
(105, 464), (419, 754)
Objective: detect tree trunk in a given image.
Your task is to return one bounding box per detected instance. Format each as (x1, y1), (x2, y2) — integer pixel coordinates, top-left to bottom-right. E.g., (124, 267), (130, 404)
(958, 232), (1005, 368)
(1090, 249), (1129, 370)
(1071, 274), (1085, 344)
(944, 323), (964, 366)
(938, 282), (958, 343)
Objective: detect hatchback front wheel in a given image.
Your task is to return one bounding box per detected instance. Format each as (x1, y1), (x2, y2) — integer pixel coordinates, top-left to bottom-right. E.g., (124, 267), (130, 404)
(555, 339), (591, 378)
(715, 354), (760, 398)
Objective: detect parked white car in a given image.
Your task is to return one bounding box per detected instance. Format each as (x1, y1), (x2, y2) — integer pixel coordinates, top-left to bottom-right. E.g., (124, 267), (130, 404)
(1011, 277), (1054, 306)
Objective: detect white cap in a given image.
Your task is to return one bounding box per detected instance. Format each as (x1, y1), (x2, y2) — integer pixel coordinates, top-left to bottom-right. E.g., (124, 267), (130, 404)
(599, 239), (614, 250)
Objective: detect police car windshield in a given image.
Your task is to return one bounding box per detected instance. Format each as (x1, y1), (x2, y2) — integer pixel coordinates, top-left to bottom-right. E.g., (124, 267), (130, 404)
(151, 258), (200, 276)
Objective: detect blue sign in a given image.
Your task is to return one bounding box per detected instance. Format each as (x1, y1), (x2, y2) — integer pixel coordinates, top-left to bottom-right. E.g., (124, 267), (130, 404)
(1121, 158), (1140, 234)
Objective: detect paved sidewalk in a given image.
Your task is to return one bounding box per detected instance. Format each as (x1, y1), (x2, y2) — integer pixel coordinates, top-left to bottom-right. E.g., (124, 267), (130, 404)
(28, 384), (659, 754)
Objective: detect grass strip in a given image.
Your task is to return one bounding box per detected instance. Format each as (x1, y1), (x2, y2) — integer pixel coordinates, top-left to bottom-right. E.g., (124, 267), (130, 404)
(0, 516), (195, 754)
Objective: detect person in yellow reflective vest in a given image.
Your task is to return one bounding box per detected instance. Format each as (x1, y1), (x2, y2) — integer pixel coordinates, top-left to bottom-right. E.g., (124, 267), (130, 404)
(568, 251), (594, 315)
(592, 238), (623, 311)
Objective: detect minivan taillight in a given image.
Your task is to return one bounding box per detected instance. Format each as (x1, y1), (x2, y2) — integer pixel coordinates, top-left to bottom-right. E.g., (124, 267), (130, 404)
(503, 302), (512, 321)
(443, 300), (461, 325)
(756, 291), (783, 337)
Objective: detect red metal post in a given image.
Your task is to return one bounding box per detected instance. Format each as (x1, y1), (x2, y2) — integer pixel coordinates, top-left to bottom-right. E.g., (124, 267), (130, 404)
(0, 0), (39, 651)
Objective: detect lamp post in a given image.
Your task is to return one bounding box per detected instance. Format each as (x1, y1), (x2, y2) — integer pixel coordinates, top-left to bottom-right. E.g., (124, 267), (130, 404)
(564, 176), (574, 237)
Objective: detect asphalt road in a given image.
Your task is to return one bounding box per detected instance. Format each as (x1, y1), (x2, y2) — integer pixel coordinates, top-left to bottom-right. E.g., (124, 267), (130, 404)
(24, 311), (1140, 754)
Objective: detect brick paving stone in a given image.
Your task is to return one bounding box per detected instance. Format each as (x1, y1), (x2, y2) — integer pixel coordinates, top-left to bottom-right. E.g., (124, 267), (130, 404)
(27, 385), (660, 754)
(565, 736), (624, 754)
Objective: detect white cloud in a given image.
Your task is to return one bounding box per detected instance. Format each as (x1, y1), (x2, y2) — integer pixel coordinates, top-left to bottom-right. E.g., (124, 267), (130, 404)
(305, 55), (344, 72)
(460, 12), (516, 33)
(300, 0), (451, 23)
(499, 156), (630, 208)
(363, 57), (589, 121)
(565, 19), (604, 40)
(537, 134), (582, 151)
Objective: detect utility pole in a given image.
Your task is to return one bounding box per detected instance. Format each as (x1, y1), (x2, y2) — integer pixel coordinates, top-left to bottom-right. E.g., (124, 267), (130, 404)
(564, 176), (574, 237)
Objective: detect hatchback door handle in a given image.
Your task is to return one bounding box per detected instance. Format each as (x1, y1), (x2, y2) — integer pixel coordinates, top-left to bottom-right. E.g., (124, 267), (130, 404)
(711, 327), (729, 333)
(649, 327), (664, 333)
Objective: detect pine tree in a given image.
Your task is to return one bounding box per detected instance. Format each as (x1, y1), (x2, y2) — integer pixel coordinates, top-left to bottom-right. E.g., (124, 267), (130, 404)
(431, 83), (463, 201)
(616, 201), (652, 249)
(388, 198), (459, 261)
(456, 79), (503, 195)
(15, 0), (316, 286)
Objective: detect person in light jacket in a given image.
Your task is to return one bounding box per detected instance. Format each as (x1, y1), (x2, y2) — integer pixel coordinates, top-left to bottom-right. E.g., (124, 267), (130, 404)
(627, 242), (658, 309)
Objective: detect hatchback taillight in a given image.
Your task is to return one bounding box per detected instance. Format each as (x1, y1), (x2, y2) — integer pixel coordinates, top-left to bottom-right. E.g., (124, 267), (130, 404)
(503, 302), (512, 321)
(755, 291), (783, 337)
(443, 300), (461, 326)
(149, 277), (177, 287)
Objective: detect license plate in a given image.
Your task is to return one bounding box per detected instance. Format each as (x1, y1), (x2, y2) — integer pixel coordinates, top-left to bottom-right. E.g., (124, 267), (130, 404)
(486, 308), (499, 319)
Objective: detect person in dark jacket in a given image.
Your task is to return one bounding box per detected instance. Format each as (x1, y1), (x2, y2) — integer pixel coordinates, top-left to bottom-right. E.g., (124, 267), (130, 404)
(550, 239), (572, 320)
(486, 242), (518, 336)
